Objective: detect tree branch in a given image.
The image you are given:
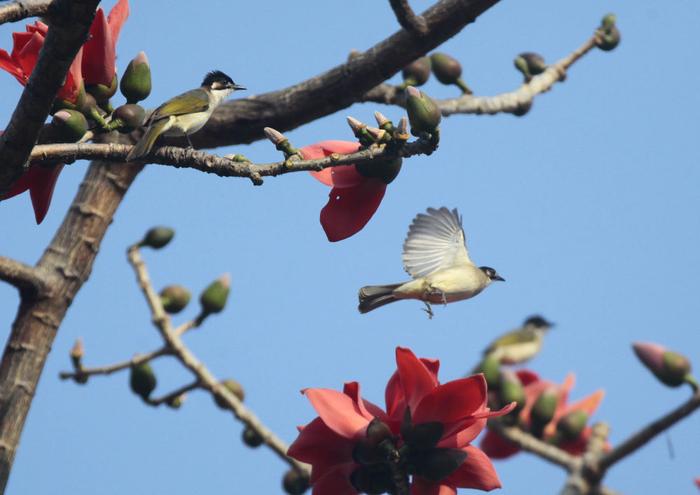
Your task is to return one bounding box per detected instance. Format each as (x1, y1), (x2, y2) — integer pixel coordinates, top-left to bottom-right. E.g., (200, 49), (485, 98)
(0, 0), (100, 196)
(184, 0), (500, 149)
(0, 0), (51, 25)
(58, 347), (171, 381)
(598, 389), (700, 471)
(27, 137), (436, 185)
(488, 421), (577, 470)
(146, 381), (200, 407)
(126, 245), (310, 476)
(389, 0), (429, 36)
(0, 257), (48, 295)
(362, 32), (600, 116)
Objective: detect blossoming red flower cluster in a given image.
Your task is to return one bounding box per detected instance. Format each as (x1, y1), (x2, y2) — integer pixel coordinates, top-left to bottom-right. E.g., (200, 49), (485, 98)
(288, 347), (515, 494)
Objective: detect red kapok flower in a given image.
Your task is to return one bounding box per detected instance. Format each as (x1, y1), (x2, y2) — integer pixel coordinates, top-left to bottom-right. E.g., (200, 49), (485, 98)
(481, 371), (605, 459)
(301, 140), (401, 242)
(288, 347), (515, 494)
(694, 477), (700, 490)
(82, 0), (129, 87)
(0, 21), (83, 103)
(2, 164), (64, 224)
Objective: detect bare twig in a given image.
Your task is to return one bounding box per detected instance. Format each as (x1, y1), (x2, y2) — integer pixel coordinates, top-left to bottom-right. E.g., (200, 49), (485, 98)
(488, 421), (577, 470)
(147, 381), (200, 407)
(58, 347), (171, 381)
(598, 389), (700, 471)
(0, 0), (100, 195)
(0, 0), (51, 25)
(0, 256), (48, 294)
(362, 33), (601, 116)
(126, 245), (310, 476)
(27, 137), (436, 185)
(389, 0), (429, 36)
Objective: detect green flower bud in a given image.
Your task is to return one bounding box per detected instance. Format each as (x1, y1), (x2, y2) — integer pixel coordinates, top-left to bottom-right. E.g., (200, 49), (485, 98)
(405, 86), (441, 136)
(87, 74), (118, 103)
(601, 13), (616, 30)
(159, 285), (191, 314)
(113, 103), (146, 131)
(77, 91), (98, 115)
(498, 371), (525, 419)
(139, 226), (175, 249)
(596, 25), (621, 51)
(414, 447), (468, 482)
(199, 274), (231, 315)
(557, 409), (588, 441)
(242, 426), (264, 448)
(356, 157), (402, 184)
(633, 342), (693, 388)
(51, 110), (88, 142)
(473, 354), (501, 390)
(514, 52), (547, 80)
(430, 53), (472, 94)
(129, 362), (157, 401)
(401, 56), (431, 87)
(282, 470), (309, 495)
(120, 51), (152, 104)
(166, 394), (186, 409)
(530, 386), (558, 436)
(214, 378), (245, 408)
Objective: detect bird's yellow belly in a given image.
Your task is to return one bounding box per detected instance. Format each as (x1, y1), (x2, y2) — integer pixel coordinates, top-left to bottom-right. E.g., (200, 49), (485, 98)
(393, 267), (486, 303)
(162, 111), (211, 137)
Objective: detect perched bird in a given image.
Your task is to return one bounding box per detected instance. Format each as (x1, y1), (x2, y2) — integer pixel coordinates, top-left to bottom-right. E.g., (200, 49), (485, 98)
(358, 207), (504, 315)
(483, 315), (554, 364)
(126, 70), (244, 161)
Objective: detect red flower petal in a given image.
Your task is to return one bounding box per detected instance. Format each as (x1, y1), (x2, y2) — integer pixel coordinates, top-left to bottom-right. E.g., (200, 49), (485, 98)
(413, 375), (487, 426)
(0, 49), (24, 82)
(479, 428), (521, 459)
(304, 388), (371, 439)
(302, 141), (363, 188)
(515, 369), (540, 387)
(311, 464), (358, 495)
(28, 164), (63, 224)
(342, 382), (389, 424)
(16, 32), (43, 78)
(58, 47), (83, 103)
(287, 417), (355, 483)
(82, 8), (115, 86)
(107, 0), (129, 43)
(443, 445), (501, 491)
(386, 356), (440, 420)
(394, 347), (440, 418)
(320, 179), (386, 242)
(563, 389), (605, 417)
(410, 477), (456, 495)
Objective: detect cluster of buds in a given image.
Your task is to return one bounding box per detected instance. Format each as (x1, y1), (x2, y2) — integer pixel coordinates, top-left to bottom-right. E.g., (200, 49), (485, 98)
(513, 52), (547, 83)
(399, 53), (472, 94)
(596, 14), (621, 51)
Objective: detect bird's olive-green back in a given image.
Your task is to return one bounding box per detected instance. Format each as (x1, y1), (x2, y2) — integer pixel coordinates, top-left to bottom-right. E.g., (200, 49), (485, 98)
(150, 88), (210, 122)
(484, 327), (538, 354)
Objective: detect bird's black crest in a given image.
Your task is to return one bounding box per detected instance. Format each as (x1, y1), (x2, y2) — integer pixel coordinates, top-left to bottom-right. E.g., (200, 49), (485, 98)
(479, 266), (504, 281)
(524, 315), (552, 328)
(202, 70), (234, 87)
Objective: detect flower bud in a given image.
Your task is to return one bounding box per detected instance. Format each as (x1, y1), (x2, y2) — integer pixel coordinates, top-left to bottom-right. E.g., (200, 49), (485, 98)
(365, 126), (389, 143)
(514, 52), (547, 80)
(166, 394), (186, 409)
(282, 470), (309, 495)
(242, 426), (264, 448)
(214, 378), (245, 408)
(159, 285), (191, 314)
(556, 410), (588, 441)
(601, 13), (616, 30)
(473, 354), (501, 390)
(346, 116), (367, 137)
(264, 127), (288, 146)
(430, 53), (472, 94)
(414, 448), (468, 482)
(633, 342), (692, 388)
(530, 386), (558, 436)
(356, 158), (402, 185)
(129, 362), (157, 401)
(401, 56), (431, 87)
(51, 110), (88, 142)
(498, 370), (525, 414)
(199, 274), (231, 315)
(87, 74), (118, 103)
(70, 338), (84, 369)
(373, 111), (392, 131)
(405, 86), (441, 136)
(140, 226), (175, 249)
(120, 51), (152, 104)
(113, 103), (145, 131)
(596, 25), (620, 51)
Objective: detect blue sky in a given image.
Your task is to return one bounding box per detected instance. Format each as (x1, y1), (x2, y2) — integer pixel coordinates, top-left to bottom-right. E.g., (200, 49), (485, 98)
(1, 0), (699, 493)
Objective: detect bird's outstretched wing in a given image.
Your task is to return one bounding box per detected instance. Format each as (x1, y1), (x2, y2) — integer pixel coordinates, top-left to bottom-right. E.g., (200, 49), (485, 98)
(402, 207), (473, 279)
(150, 89), (210, 122)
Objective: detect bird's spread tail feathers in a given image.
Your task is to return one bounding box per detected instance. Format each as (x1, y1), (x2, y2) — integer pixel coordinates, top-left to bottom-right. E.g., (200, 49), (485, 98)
(127, 119), (170, 162)
(358, 283), (401, 314)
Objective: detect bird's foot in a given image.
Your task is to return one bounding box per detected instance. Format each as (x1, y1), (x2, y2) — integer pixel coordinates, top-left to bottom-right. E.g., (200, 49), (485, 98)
(185, 134), (195, 150)
(425, 286), (447, 306)
(422, 301), (434, 319)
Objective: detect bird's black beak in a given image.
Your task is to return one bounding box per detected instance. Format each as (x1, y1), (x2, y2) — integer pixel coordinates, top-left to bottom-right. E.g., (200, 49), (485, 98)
(230, 83), (246, 91)
(493, 274), (505, 282)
